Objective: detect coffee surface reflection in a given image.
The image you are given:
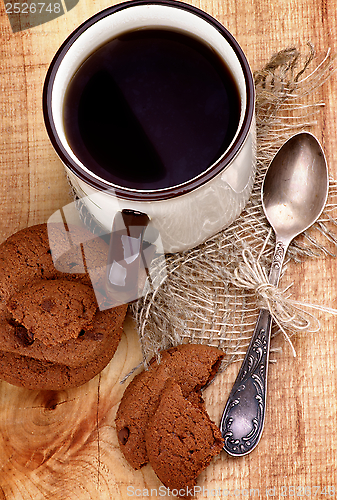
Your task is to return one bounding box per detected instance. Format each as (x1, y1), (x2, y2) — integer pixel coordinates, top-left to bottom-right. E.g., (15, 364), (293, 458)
(63, 28), (241, 190)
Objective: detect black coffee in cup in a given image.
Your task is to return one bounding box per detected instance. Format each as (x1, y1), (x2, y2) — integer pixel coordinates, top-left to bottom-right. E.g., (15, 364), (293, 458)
(63, 28), (241, 191)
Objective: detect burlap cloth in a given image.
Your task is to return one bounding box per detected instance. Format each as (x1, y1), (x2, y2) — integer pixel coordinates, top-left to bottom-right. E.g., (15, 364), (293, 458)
(130, 44), (337, 373)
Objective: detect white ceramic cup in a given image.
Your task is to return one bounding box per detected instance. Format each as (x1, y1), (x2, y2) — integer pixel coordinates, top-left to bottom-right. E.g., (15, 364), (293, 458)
(43, 0), (256, 255)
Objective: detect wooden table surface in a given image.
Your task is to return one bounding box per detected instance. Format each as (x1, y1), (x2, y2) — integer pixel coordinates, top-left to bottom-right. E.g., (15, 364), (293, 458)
(1, 0), (337, 498)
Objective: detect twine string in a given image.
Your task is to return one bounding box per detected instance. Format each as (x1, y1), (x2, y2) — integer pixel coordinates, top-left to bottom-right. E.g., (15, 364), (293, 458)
(227, 238), (319, 356)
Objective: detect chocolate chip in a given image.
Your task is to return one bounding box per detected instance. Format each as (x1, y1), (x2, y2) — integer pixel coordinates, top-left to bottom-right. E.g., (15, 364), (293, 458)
(89, 331), (104, 341)
(78, 329), (103, 341)
(7, 317), (34, 346)
(7, 318), (20, 328)
(14, 324), (34, 346)
(118, 427), (130, 445)
(41, 299), (55, 312)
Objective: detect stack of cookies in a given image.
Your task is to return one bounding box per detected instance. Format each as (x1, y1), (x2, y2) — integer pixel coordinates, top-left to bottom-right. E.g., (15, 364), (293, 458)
(0, 223), (127, 390)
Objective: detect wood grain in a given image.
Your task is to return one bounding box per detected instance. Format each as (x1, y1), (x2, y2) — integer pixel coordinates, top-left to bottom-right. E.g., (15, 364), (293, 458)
(1, 0), (337, 498)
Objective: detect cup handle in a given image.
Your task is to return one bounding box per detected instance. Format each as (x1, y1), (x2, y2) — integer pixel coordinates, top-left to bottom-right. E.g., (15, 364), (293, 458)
(105, 209), (152, 305)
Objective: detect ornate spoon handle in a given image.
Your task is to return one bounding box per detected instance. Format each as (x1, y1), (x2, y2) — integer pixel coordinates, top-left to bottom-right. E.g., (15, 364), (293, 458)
(220, 308), (272, 456)
(220, 239), (289, 456)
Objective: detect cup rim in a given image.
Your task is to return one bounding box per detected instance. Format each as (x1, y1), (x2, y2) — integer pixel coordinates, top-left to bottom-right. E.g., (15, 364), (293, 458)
(43, 0), (255, 202)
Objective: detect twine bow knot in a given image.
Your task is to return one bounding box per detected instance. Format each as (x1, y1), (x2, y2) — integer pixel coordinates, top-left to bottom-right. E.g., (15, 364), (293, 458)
(228, 238), (337, 356)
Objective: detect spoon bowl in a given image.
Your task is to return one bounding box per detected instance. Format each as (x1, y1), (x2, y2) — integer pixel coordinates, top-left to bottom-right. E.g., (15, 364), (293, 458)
(220, 132), (328, 456)
(262, 132), (329, 242)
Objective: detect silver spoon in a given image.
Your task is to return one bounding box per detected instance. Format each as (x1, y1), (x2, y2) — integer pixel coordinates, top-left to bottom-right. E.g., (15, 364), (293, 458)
(220, 131), (329, 456)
